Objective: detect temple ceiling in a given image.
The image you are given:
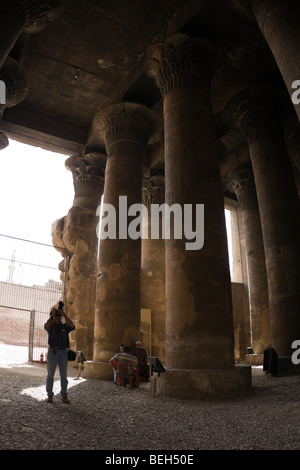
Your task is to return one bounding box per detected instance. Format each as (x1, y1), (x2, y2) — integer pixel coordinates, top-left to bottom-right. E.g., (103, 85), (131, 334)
(0, 0), (298, 199)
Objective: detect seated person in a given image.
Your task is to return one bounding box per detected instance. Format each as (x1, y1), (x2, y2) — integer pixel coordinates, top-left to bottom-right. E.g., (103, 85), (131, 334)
(109, 344), (124, 382)
(109, 346), (138, 385)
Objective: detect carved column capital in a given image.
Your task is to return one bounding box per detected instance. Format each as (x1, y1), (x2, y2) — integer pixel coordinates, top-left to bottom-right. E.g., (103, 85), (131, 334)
(145, 33), (215, 97)
(142, 174), (165, 210)
(0, 56), (28, 112)
(0, 1), (62, 69)
(65, 152), (106, 210)
(9, 0), (63, 33)
(25, 1), (62, 32)
(93, 102), (160, 157)
(224, 85), (284, 143)
(228, 168), (256, 202)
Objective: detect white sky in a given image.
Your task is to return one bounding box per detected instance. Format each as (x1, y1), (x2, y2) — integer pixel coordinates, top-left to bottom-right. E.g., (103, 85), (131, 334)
(0, 139), (74, 243)
(0, 138), (74, 285)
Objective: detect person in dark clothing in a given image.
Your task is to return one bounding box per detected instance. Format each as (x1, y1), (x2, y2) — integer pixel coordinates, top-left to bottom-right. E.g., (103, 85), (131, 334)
(132, 341), (150, 380)
(44, 302), (75, 403)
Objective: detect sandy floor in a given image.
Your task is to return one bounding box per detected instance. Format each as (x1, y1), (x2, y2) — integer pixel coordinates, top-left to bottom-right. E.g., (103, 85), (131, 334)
(1, 344), (300, 458)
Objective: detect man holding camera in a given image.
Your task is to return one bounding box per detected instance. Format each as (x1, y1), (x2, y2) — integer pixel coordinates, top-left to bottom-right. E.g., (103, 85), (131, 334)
(44, 301), (75, 403)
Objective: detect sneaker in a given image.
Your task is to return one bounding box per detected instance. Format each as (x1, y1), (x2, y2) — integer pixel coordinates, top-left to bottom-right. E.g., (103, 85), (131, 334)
(47, 396), (53, 403)
(62, 397), (71, 404)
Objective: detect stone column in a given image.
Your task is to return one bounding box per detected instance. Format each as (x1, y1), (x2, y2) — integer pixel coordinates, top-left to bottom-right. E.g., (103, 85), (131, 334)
(85, 102), (159, 379)
(0, 56), (28, 116)
(286, 131), (300, 174)
(0, 132), (9, 151)
(146, 33), (251, 399)
(51, 153), (105, 360)
(141, 174), (165, 362)
(229, 168), (271, 357)
(286, 130), (300, 198)
(232, 0), (300, 123)
(225, 85), (300, 363)
(0, 0), (62, 69)
(0, 57), (28, 152)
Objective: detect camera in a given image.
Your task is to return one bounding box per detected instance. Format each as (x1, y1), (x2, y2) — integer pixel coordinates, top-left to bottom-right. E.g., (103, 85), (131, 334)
(58, 301), (64, 310)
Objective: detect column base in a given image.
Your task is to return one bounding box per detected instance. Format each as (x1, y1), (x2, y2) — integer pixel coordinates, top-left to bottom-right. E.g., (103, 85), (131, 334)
(275, 356), (300, 376)
(151, 364), (252, 400)
(245, 353), (264, 365)
(84, 360), (113, 380)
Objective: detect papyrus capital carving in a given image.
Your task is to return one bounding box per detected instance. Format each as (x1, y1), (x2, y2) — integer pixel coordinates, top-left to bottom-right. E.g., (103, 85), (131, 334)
(0, 56), (28, 111)
(65, 153), (106, 210)
(93, 102), (160, 156)
(145, 33), (215, 96)
(224, 85), (284, 143)
(142, 175), (165, 210)
(228, 168), (256, 202)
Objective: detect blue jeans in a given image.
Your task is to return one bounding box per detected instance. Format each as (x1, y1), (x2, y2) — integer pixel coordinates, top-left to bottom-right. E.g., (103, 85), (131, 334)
(46, 348), (69, 398)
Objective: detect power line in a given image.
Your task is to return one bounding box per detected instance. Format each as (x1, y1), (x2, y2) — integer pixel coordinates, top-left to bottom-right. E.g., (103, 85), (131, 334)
(0, 256), (59, 271)
(0, 233), (61, 250)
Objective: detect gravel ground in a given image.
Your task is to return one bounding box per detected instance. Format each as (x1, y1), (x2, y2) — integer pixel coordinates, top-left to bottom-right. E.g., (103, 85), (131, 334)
(1, 361), (300, 453)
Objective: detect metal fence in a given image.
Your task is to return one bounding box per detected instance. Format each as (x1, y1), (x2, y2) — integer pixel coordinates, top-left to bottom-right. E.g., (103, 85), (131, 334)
(0, 234), (63, 362)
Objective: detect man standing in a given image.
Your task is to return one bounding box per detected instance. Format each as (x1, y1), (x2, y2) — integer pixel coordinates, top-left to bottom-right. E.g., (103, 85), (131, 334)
(44, 302), (75, 403)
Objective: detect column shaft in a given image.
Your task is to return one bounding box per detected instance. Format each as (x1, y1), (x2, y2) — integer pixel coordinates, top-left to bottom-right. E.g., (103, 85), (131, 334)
(52, 153), (105, 360)
(95, 142), (143, 360)
(229, 169), (271, 354)
(164, 84), (234, 369)
(145, 35), (251, 398)
(226, 86), (300, 357)
(148, 34), (235, 371)
(251, 0), (300, 123)
(86, 102), (159, 379)
(141, 175), (165, 362)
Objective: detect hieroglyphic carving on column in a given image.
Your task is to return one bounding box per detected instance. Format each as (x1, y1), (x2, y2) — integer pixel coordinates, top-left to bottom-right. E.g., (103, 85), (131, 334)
(145, 33), (215, 96)
(65, 153), (106, 210)
(93, 102), (160, 158)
